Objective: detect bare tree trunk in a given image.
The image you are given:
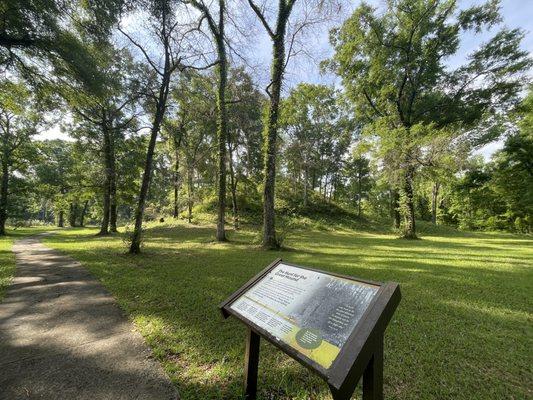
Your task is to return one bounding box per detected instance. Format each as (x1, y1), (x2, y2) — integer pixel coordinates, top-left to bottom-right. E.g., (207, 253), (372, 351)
(357, 175), (362, 217)
(402, 165), (417, 239)
(58, 210), (64, 228)
(69, 203), (78, 227)
(0, 157), (8, 235)
(431, 181), (440, 225)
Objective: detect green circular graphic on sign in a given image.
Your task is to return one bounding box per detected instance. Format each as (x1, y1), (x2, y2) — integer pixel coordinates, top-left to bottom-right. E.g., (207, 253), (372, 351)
(295, 328), (323, 349)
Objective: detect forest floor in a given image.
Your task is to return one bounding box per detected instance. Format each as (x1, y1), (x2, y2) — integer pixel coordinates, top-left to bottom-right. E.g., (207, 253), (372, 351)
(2, 221), (531, 399)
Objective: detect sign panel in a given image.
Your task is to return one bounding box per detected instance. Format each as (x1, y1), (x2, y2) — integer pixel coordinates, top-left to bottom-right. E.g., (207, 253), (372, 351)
(229, 263), (379, 369)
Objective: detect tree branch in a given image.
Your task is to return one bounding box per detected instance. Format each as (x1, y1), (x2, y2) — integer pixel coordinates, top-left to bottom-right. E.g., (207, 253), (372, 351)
(118, 26), (163, 76)
(247, 0), (275, 38)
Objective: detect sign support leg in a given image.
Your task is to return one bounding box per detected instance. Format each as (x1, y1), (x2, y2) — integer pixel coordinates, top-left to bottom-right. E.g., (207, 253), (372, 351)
(363, 335), (384, 400)
(244, 328), (260, 400)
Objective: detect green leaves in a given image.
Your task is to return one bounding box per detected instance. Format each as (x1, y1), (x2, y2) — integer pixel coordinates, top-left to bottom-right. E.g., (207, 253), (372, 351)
(458, 0), (501, 33)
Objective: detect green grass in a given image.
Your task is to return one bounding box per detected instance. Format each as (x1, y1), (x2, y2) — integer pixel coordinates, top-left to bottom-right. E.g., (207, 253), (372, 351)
(0, 233), (16, 300)
(38, 221), (532, 400)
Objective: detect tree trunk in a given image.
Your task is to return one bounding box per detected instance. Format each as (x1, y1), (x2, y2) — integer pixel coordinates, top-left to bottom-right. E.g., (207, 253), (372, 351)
(431, 181), (440, 225)
(173, 146), (180, 218)
(402, 165), (417, 238)
(187, 165), (193, 224)
(357, 175), (362, 217)
(228, 139), (239, 230)
(0, 157), (9, 235)
(58, 210), (64, 228)
(391, 189), (401, 229)
(261, 7), (292, 249)
(68, 203), (78, 227)
(129, 69), (171, 254)
(303, 167), (308, 208)
(109, 130), (118, 233)
(79, 200), (89, 227)
(214, 11), (228, 242)
(99, 121), (111, 236)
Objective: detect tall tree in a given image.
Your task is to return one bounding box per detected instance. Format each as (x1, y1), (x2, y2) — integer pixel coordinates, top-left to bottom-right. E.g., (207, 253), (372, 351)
(345, 156), (372, 217)
(226, 68), (265, 228)
(490, 90), (533, 231)
(246, 0), (298, 248)
(247, 0), (340, 247)
(120, 0), (208, 253)
(34, 140), (93, 228)
(329, 0), (531, 238)
(165, 72), (216, 222)
(63, 46), (141, 235)
(280, 83), (354, 207)
(0, 80), (39, 235)
(187, 0), (229, 241)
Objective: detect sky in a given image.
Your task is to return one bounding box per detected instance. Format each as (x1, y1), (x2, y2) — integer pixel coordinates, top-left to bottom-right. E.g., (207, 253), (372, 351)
(40, 0), (533, 159)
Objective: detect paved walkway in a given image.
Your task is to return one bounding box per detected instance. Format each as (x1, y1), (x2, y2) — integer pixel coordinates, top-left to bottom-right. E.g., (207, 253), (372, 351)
(0, 235), (178, 400)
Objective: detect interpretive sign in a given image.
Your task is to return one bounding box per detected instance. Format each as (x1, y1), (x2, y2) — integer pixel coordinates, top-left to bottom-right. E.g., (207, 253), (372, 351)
(220, 259), (401, 400)
(229, 262), (379, 369)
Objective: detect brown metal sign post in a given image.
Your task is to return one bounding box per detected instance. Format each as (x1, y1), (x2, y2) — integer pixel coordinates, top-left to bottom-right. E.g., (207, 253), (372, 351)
(220, 259), (401, 400)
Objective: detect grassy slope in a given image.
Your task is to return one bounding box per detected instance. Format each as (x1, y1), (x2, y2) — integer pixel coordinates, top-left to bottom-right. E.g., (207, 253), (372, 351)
(42, 222), (532, 400)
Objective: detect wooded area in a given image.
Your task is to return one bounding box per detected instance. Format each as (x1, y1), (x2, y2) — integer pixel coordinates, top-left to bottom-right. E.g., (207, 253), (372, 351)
(1, 0), (531, 247)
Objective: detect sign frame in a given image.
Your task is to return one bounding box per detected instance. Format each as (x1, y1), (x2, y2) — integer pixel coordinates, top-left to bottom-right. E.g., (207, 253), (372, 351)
(219, 258), (401, 400)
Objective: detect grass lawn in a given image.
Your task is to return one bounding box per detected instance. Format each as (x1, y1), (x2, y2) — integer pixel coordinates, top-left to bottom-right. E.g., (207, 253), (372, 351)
(40, 221), (532, 400)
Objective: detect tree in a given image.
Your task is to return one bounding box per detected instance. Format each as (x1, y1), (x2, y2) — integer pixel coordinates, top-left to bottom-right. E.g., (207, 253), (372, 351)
(345, 156), (372, 217)
(167, 72), (215, 223)
(280, 83), (354, 207)
(1, 0), (123, 91)
(329, 0), (531, 238)
(0, 80), (39, 235)
(226, 68), (265, 228)
(62, 45), (141, 235)
(121, 0), (208, 253)
(186, 0), (230, 241)
(33, 140), (95, 227)
(415, 130), (470, 225)
(490, 90), (533, 231)
(248, 0), (336, 249)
